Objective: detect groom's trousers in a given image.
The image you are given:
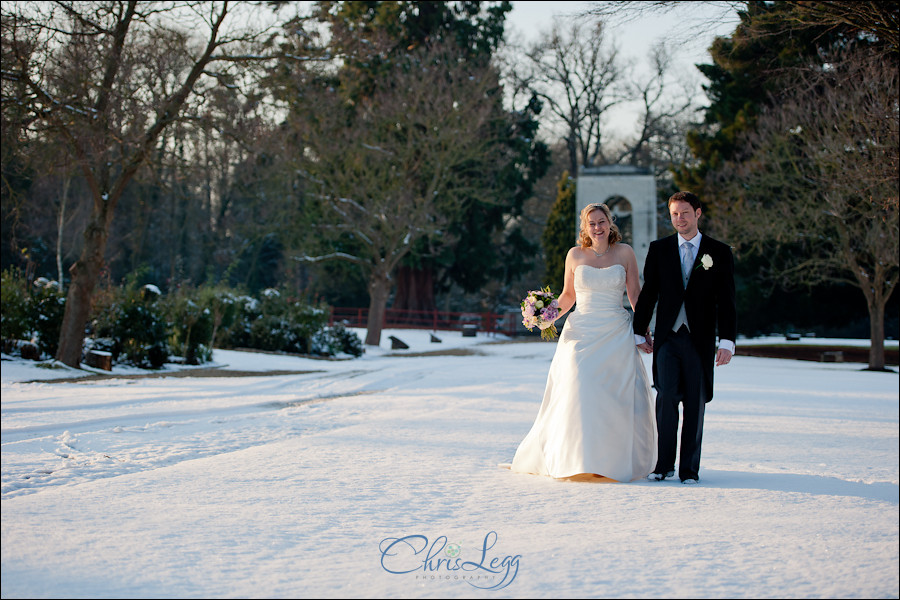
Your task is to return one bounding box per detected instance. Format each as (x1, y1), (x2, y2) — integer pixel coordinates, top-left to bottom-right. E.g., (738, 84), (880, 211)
(655, 326), (708, 481)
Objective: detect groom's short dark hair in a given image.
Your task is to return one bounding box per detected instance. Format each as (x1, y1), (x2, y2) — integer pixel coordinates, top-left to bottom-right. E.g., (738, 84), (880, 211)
(668, 191), (702, 211)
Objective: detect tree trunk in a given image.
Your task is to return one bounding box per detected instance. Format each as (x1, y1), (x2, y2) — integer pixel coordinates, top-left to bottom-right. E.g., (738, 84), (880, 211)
(365, 270), (392, 347)
(566, 133), (578, 176)
(56, 218), (109, 367)
(866, 294), (886, 371)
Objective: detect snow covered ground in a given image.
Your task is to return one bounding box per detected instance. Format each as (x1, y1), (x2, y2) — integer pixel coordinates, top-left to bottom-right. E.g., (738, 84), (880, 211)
(2, 330), (898, 598)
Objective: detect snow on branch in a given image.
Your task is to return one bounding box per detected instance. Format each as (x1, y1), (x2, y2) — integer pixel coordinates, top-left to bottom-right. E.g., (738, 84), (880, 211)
(292, 252), (367, 265)
(333, 195), (367, 213)
(361, 143), (394, 156)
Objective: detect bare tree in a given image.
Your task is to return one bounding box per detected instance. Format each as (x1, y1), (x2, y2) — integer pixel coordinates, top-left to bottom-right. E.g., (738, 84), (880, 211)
(1, 1), (275, 367)
(291, 43), (501, 347)
(711, 49), (899, 370)
(512, 19), (623, 174)
(585, 1), (743, 31)
(587, 1), (897, 54)
(507, 16), (699, 178)
(777, 1), (898, 52)
(609, 41), (699, 167)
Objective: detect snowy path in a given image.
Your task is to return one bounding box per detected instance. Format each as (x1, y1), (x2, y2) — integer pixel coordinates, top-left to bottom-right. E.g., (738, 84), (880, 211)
(2, 335), (898, 598)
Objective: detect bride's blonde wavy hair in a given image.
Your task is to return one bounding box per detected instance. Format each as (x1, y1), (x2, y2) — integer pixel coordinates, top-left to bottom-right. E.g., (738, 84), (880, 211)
(577, 203), (622, 249)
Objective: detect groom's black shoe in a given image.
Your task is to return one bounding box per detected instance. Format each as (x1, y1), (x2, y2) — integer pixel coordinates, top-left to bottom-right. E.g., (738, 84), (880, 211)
(648, 470), (675, 481)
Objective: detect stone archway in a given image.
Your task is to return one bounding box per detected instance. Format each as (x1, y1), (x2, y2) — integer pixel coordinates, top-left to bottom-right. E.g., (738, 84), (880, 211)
(575, 165), (656, 277)
(605, 195), (633, 246)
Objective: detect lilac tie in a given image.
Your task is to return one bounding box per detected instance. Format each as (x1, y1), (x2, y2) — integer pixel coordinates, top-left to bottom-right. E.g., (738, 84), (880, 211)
(681, 242), (692, 287)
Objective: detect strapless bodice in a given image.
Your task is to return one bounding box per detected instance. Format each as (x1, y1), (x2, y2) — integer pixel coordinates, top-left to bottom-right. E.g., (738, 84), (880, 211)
(573, 264), (627, 312)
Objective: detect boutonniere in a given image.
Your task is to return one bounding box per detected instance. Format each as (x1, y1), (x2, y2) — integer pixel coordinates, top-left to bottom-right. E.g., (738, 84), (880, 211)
(696, 254), (713, 271)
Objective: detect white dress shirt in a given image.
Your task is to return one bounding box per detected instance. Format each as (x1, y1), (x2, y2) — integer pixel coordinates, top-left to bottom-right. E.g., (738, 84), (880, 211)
(635, 232), (735, 354)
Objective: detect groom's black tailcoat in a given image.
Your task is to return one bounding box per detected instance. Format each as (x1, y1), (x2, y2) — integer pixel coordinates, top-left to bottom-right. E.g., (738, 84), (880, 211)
(633, 233), (737, 403)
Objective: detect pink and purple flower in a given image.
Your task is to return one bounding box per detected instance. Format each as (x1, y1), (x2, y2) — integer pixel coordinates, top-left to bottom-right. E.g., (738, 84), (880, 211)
(520, 286), (560, 341)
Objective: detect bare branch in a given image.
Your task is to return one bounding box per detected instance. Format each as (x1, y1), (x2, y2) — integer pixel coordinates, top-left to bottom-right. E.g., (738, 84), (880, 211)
(292, 252), (368, 266)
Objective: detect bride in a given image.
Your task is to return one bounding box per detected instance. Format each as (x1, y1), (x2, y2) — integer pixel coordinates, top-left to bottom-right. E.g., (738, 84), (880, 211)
(510, 202), (657, 482)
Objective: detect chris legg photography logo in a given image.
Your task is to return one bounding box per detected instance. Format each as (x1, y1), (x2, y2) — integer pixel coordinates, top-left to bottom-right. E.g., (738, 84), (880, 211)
(379, 530), (520, 590)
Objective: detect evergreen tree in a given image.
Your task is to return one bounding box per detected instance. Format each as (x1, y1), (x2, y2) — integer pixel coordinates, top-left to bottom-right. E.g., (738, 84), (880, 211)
(541, 172), (576, 294)
(674, 1), (840, 209)
(274, 1), (548, 316)
(434, 92), (550, 306)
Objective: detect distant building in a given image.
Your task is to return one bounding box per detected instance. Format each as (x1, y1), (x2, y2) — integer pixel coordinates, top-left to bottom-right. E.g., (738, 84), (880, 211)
(576, 165), (656, 279)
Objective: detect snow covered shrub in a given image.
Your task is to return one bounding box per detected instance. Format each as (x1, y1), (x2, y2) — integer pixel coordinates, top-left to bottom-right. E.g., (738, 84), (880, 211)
(117, 302), (169, 368)
(30, 277), (66, 358)
(248, 314), (295, 352)
(200, 287), (240, 349)
(336, 324), (364, 357)
(220, 295), (261, 349)
(310, 326), (341, 356)
(289, 301), (331, 354)
(83, 336), (116, 355)
(1, 268), (31, 345)
(164, 286), (214, 365)
(0, 270), (66, 358)
(226, 288), (330, 355)
(311, 324), (363, 357)
(91, 282), (169, 368)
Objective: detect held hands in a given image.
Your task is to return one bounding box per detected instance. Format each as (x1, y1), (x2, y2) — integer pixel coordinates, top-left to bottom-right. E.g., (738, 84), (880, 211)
(637, 331), (653, 354)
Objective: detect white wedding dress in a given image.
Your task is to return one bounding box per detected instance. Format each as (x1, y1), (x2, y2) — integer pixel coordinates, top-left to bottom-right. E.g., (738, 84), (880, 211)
(511, 264), (658, 482)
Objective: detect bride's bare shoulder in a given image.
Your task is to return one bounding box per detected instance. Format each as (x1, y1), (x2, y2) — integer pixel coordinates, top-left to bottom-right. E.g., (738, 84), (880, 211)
(614, 242), (636, 256)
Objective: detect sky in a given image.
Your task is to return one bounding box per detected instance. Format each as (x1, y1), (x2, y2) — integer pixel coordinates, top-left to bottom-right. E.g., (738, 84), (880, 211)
(504, 1), (742, 140)
(506, 1), (741, 66)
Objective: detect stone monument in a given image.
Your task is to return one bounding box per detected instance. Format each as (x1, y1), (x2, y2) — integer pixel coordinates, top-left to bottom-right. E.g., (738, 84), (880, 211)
(576, 165), (657, 277)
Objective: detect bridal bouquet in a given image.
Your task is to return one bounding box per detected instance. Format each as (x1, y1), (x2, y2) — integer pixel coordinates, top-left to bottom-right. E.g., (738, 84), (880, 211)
(521, 286), (560, 341)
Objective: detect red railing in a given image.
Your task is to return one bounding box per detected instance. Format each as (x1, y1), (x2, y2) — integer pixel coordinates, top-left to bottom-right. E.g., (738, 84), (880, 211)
(330, 307), (524, 337)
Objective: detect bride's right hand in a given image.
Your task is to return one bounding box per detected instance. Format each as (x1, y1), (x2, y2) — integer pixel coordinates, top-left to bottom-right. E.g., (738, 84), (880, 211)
(638, 332), (653, 354)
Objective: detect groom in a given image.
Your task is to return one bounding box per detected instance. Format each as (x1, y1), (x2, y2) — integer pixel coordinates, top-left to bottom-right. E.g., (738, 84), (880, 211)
(634, 191), (737, 484)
